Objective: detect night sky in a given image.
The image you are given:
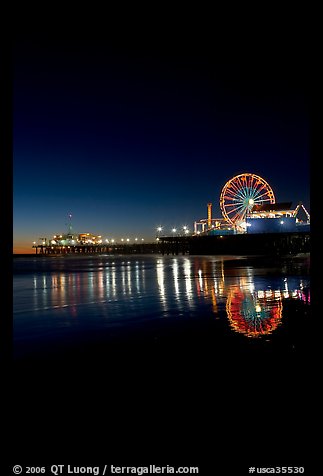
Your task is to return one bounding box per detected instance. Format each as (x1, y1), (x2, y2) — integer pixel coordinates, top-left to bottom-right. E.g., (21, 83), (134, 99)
(13, 26), (310, 253)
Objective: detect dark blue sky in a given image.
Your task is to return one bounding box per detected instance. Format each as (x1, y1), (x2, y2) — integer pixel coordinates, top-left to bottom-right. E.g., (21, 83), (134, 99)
(13, 29), (310, 251)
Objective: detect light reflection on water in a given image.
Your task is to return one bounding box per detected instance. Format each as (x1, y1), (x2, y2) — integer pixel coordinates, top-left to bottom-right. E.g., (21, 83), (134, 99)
(14, 255), (310, 341)
(226, 285), (283, 338)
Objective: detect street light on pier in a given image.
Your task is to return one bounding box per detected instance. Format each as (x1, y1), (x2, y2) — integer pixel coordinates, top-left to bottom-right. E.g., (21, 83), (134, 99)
(156, 226), (163, 239)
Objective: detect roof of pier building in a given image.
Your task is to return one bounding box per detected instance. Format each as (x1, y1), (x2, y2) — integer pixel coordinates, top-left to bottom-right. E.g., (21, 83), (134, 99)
(251, 202), (292, 213)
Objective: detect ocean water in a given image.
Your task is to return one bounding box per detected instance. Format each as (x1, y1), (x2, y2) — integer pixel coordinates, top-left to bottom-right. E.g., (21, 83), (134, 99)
(13, 254), (310, 362)
(11, 253), (313, 466)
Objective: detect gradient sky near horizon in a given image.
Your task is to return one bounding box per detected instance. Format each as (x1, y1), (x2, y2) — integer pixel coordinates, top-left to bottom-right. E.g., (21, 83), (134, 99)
(13, 30), (310, 253)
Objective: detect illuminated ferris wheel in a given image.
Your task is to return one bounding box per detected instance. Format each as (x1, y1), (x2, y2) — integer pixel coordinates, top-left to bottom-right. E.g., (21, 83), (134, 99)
(220, 173), (275, 228)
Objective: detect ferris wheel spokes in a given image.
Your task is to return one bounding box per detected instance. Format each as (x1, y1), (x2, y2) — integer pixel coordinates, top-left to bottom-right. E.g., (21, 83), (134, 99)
(220, 173), (276, 227)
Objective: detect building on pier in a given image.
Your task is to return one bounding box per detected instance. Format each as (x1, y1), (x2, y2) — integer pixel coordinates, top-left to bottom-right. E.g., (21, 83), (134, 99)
(246, 202), (310, 234)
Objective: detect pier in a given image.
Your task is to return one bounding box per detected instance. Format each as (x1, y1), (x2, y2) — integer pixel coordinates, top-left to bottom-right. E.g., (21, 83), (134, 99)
(159, 231), (310, 256)
(32, 232), (310, 257)
(33, 242), (161, 255)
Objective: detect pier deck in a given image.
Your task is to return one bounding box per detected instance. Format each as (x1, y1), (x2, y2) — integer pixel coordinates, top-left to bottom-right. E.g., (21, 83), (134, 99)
(32, 232), (310, 256)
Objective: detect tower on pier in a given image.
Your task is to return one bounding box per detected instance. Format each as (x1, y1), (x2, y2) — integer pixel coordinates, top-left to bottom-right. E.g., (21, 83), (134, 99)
(207, 203), (212, 229)
(67, 213), (73, 237)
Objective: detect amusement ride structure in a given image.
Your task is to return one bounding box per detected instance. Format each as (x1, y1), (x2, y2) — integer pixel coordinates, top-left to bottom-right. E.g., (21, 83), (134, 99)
(220, 173), (275, 228)
(194, 172), (310, 234)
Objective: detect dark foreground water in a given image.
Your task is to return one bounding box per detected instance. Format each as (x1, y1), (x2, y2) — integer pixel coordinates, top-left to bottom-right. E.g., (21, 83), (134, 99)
(11, 253), (313, 468)
(13, 253), (310, 363)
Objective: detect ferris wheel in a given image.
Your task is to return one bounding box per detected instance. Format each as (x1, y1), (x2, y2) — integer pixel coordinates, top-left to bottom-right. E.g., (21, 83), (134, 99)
(220, 173), (275, 228)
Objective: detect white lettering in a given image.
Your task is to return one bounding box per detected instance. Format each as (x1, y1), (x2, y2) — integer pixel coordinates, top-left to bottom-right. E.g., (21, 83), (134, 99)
(111, 468), (120, 474)
(51, 466), (64, 476)
(67, 468), (99, 476)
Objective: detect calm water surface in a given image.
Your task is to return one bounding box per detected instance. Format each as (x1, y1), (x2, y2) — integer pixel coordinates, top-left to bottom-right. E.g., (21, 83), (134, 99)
(13, 254), (310, 360)
(12, 253), (312, 473)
